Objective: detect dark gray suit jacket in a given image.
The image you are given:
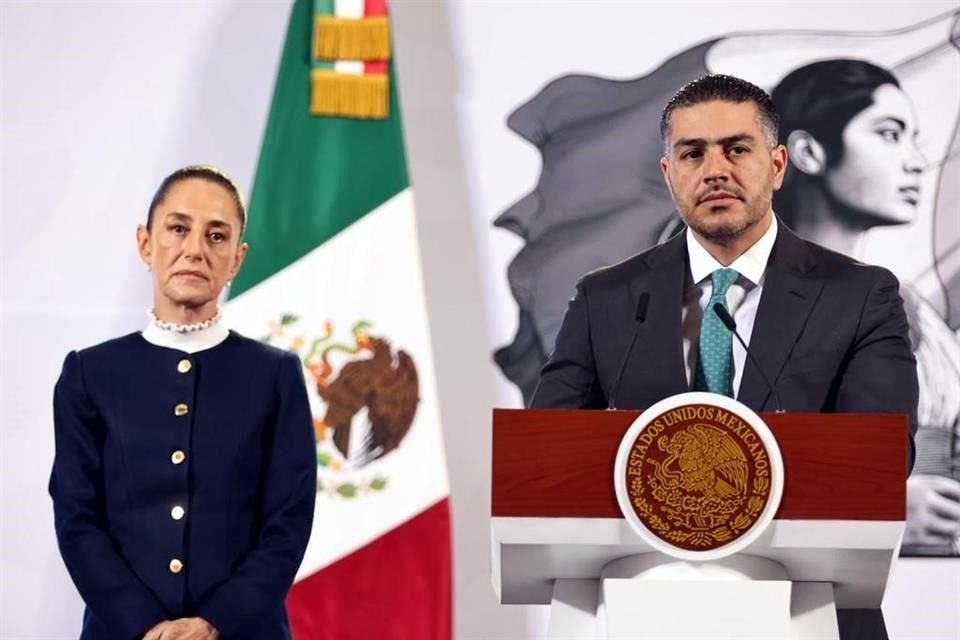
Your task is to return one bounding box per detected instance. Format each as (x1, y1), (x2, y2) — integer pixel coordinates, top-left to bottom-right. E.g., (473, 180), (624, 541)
(531, 223), (918, 458)
(529, 223), (918, 639)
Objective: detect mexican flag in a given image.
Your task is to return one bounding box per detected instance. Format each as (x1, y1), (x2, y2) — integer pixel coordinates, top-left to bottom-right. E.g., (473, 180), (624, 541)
(225, 0), (451, 638)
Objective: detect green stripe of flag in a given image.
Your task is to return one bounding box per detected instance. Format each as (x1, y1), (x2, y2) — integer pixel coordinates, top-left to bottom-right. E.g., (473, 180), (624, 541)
(230, 0), (408, 298)
(312, 0), (334, 70)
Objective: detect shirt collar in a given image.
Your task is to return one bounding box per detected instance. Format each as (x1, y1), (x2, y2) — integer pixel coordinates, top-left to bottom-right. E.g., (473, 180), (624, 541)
(686, 215), (778, 287)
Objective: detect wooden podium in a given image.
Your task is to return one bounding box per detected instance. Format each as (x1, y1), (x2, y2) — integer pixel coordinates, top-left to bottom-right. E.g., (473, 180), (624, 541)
(491, 409), (907, 639)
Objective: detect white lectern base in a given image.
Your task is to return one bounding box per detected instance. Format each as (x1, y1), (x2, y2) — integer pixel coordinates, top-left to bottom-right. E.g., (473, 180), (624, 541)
(548, 554), (841, 640)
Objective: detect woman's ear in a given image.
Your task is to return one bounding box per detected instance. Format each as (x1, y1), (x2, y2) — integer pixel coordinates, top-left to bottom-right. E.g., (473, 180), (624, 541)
(136, 225), (152, 267)
(230, 241), (249, 279)
(786, 129), (827, 176)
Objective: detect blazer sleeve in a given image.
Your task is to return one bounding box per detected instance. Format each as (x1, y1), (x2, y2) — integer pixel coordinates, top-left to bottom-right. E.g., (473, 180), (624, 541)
(49, 351), (170, 639)
(530, 278), (605, 409)
(834, 268), (919, 469)
(193, 352), (317, 634)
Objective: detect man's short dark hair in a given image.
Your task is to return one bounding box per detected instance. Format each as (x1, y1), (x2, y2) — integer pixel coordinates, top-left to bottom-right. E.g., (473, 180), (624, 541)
(147, 165), (246, 235)
(660, 74), (779, 151)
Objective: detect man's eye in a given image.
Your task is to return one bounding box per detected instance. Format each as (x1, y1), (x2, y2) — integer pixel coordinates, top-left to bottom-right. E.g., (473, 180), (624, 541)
(170, 224), (188, 234)
(728, 146), (749, 155)
(681, 150), (702, 160)
(209, 232), (226, 243)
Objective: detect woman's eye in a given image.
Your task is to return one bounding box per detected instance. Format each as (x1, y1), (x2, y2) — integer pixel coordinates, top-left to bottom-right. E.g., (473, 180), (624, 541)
(170, 224), (187, 234)
(878, 129), (900, 143)
(209, 232), (226, 243)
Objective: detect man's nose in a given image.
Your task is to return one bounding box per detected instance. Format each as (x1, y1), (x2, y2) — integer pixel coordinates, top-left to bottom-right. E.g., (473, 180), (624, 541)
(702, 148), (731, 183)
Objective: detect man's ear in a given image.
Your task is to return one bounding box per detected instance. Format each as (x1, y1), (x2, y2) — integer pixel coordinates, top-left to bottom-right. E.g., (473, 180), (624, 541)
(660, 156), (675, 199)
(786, 130), (827, 176)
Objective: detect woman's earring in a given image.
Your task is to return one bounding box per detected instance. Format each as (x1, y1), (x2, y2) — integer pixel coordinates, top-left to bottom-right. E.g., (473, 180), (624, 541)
(145, 263), (152, 272)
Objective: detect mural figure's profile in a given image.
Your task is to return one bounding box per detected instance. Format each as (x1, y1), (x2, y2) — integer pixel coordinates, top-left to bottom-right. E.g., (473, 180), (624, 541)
(772, 59), (959, 556)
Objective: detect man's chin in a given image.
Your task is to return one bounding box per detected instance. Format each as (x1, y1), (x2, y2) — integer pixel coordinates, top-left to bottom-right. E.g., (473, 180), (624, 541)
(686, 206), (766, 241)
(688, 216), (747, 240)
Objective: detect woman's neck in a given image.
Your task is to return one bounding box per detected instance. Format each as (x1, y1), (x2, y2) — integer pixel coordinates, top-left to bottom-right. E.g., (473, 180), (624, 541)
(787, 185), (868, 259)
(151, 300), (220, 327)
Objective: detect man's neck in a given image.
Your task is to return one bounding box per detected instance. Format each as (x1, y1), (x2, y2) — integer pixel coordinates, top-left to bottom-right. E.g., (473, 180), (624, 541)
(691, 212), (773, 266)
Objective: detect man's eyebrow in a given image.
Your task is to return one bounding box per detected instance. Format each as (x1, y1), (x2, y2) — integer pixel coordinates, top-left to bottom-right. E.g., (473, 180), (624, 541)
(673, 137), (706, 150)
(672, 134), (756, 150)
(718, 134), (756, 146)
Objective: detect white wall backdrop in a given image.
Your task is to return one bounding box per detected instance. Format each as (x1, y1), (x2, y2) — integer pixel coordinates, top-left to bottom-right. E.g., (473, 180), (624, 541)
(2, 1), (958, 639)
(0, 2), (289, 637)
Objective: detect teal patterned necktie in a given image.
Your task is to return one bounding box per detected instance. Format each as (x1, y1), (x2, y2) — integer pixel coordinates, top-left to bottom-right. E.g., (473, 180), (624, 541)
(694, 268), (740, 396)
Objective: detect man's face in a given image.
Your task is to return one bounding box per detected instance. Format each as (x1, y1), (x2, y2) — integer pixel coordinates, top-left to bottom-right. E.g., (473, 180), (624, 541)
(137, 178), (247, 312)
(825, 84), (924, 225)
(660, 100), (787, 241)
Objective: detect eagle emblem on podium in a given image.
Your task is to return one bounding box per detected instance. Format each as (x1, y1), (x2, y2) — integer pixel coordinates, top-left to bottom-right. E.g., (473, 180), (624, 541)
(619, 399), (778, 554)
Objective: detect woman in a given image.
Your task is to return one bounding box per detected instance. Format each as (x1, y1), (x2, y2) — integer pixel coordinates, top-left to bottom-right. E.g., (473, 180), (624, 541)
(49, 166), (317, 638)
(772, 59), (960, 556)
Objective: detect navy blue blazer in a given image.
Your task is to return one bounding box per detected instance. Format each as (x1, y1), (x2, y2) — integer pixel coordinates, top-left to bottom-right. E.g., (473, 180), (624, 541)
(50, 331), (317, 640)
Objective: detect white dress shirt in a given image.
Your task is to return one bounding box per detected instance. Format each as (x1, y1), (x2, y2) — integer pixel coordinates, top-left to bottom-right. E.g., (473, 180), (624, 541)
(682, 216), (778, 398)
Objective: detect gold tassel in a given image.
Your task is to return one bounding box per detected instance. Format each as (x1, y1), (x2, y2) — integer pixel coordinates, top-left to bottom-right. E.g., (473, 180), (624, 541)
(310, 70), (389, 120)
(314, 16), (391, 61)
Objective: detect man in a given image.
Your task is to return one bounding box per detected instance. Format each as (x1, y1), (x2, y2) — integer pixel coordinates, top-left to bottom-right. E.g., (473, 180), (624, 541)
(530, 75), (918, 640)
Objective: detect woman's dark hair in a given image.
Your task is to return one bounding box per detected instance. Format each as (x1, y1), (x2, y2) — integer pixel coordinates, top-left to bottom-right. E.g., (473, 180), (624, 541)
(146, 165), (246, 234)
(772, 59), (900, 227)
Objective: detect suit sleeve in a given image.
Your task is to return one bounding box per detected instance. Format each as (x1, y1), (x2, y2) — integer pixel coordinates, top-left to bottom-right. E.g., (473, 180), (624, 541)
(530, 279), (605, 409)
(49, 351), (170, 639)
(193, 352), (317, 634)
(834, 268), (919, 469)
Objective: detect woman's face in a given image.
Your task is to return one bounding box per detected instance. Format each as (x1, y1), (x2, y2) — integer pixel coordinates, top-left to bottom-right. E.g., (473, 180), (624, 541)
(138, 178), (247, 315)
(824, 84), (925, 225)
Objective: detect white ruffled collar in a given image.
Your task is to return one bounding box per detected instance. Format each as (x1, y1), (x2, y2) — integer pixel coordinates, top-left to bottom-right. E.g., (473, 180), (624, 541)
(141, 308), (229, 354)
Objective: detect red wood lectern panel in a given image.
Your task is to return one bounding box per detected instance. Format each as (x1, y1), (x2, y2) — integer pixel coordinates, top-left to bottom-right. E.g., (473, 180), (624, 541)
(492, 409), (906, 521)
(491, 408), (908, 631)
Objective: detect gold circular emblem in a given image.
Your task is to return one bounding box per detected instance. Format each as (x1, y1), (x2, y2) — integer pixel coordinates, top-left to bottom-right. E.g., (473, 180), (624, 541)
(624, 403), (773, 551)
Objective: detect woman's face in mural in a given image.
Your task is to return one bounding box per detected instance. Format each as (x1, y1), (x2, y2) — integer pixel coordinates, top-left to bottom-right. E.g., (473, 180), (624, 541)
(824, 83), (925, 225)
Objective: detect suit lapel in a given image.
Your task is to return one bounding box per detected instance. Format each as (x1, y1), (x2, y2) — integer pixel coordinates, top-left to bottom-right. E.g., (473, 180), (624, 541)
(625, 232), (689, 401)
(737, 225), (823, 410)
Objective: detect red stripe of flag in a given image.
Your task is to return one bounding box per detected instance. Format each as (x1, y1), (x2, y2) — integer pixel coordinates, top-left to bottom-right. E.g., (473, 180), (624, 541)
(287, 498), (452, 640)
(364, 0), (388, 76)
